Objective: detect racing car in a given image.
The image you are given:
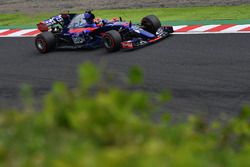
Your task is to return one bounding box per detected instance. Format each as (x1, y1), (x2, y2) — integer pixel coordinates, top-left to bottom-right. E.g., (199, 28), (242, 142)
(35, 10), (174, 53)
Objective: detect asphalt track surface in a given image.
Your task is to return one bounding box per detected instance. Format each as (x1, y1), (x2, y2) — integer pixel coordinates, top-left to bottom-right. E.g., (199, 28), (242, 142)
(1, 34), (250, 121)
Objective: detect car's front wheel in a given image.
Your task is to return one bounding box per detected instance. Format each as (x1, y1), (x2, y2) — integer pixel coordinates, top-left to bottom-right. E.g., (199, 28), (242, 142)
(35, 32), (56, 54)
(141, 15), (161, 34)
(103, 30), (122, 52)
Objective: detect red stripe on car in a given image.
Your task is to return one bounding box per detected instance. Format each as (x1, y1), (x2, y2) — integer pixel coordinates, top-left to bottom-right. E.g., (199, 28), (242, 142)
(69, 28), (97, 33)
(149, 37), (161, 43)
(0, 29), (21, 36)
(175, 25), (202, 32)
(205, 24), (236, 32)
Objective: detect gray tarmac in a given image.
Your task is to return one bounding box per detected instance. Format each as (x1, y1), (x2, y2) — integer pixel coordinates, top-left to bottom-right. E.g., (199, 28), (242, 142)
(1, 34), (250, 121)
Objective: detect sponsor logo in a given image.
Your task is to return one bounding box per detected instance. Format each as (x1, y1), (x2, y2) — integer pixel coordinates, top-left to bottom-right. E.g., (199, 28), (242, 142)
(44, 15), (63, 26)
(121, 41), (133, 48)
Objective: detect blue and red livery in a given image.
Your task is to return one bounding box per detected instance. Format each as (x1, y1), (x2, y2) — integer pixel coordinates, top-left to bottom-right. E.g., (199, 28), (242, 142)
(35, 10), (174, 53)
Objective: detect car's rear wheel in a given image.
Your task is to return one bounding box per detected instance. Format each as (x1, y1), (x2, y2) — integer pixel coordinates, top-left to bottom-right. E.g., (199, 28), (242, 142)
(141, 15), (161, 34)
(103, 30), (122, 52)
(35, 32), (56, 54)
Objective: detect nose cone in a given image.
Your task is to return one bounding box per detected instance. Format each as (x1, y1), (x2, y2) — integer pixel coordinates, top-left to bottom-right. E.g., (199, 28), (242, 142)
(139, 29), (156, 38)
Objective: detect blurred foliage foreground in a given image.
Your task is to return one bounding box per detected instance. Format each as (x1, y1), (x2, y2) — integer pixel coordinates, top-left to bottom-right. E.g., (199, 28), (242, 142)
(1, 63), (250, 167)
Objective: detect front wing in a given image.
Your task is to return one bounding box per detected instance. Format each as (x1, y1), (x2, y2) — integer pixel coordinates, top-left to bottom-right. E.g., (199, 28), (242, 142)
(121, 26), (173, 49)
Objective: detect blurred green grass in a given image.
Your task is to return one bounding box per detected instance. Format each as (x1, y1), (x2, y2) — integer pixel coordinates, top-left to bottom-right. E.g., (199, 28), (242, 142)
(1, 5), (250, 27)
(1, 62), (250, 166)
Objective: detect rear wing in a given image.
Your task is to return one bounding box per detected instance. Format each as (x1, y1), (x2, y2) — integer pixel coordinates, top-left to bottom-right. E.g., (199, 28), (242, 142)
(37, 14), (77, 32)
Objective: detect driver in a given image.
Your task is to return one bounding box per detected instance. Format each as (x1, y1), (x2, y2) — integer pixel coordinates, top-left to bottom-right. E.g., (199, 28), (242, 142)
(84, 9), (96, 27)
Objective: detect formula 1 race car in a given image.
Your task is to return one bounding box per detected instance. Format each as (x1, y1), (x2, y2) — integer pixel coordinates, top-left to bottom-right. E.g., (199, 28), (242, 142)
(35, 10), (174, 53)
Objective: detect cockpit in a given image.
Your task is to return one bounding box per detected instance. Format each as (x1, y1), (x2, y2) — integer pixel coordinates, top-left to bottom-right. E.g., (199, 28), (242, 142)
(68, 14), (89, 28)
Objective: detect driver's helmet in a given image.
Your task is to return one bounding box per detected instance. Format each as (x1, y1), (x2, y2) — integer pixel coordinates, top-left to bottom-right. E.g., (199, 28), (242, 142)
(84, 10), (95, 25)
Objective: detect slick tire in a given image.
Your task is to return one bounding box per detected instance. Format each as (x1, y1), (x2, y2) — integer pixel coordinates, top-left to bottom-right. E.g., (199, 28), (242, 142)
(141, 15), (161, 34)
(103, 30), (122, 52)
(35, 32), (56, 54)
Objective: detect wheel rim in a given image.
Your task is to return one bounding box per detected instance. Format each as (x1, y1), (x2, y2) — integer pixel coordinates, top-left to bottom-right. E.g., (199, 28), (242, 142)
(36, 38), (46, 51)
(104, 36), (114, 49)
